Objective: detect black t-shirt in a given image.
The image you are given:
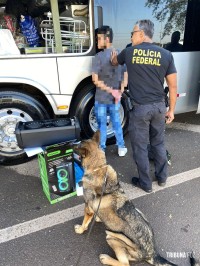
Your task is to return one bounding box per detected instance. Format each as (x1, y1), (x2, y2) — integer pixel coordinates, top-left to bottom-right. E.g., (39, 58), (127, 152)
(164, 42), (183, 52)
(92, 48), (126, 104)
(117, 42), (177, 104)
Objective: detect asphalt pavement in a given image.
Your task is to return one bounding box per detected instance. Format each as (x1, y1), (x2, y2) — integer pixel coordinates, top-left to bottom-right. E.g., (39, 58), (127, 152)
(0, 111), (200, 266)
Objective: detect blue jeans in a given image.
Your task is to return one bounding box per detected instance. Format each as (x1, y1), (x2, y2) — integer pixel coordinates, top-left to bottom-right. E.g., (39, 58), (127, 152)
(94, 101), (125, 150)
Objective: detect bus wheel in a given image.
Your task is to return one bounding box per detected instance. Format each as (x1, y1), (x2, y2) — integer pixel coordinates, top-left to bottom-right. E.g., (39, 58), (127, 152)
(71, 83), (129, 144)
(0, 90), (50, 165)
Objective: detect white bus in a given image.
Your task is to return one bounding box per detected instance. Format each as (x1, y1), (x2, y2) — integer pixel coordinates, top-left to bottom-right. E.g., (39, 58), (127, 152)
(0, 0), (199, 165)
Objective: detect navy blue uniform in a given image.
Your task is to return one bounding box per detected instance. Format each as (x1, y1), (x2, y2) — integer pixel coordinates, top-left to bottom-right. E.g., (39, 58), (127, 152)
(117, 42), (177, 190)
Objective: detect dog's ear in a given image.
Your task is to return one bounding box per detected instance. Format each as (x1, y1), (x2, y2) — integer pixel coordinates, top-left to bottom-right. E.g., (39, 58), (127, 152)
(92, 130), (100, 145)
(78, 147), (90, 158)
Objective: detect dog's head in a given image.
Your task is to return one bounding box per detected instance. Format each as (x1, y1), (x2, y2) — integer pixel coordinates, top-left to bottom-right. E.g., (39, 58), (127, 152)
(74, 130), (106, 170)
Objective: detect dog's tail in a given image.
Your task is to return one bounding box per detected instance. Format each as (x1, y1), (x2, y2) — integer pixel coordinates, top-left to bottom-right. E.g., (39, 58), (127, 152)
(146, 254), (177, 265)
(190, 257), (200, 266)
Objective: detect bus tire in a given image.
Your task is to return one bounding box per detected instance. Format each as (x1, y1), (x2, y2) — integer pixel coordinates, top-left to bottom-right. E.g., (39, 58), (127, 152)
(71, 83), (129, 145)
(0, 90), (50, 165)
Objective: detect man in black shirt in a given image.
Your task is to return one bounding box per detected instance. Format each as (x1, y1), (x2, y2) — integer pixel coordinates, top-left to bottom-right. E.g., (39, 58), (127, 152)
(164, 31), (183, 52)
(111, 19), (177, 193)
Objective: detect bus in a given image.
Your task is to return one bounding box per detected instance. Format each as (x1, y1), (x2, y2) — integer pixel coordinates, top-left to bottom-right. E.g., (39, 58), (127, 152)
(0, 0), (199, 165)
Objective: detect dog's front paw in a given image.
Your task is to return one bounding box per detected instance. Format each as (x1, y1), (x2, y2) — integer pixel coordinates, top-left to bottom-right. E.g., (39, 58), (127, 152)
(74, 224), (86, 234)
(99, 254), (110, 265)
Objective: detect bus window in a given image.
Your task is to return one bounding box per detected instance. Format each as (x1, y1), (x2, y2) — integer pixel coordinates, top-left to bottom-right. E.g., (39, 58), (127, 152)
(144, 0), (200, 52)
(101, 0), (199, 53)
(183, 0), (200, 52)
(0, 0), (91, 55)
(39, 1), (91, 54)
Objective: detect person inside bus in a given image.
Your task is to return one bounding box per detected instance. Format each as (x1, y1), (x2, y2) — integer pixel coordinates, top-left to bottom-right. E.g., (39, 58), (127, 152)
(92, 25), (128, 156)
(111, 19), (177, 192)
(164, 31), (183, 52)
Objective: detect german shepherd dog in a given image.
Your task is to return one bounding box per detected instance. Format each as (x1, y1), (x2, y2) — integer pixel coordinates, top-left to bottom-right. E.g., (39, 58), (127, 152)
(74, 131), (199, 266)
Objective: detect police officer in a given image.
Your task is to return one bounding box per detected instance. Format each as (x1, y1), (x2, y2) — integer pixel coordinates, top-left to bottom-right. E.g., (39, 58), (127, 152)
(111, 19), (177, 193)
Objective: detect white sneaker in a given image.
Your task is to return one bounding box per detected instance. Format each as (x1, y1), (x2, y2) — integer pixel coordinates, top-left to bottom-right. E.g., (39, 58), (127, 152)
(118, 147), (127, 157)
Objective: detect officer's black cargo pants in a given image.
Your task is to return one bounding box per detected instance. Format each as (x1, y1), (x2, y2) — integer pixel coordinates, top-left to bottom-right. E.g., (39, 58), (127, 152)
(128, 101), (168, 190)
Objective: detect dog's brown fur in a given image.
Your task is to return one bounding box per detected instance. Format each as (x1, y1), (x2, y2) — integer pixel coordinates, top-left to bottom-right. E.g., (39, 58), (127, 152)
(74, 131), (198, 266)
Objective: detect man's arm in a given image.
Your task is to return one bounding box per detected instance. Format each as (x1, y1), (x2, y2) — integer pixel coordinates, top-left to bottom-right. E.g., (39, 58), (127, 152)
(165, 73), (177, 124)
(92, 72), (122, 103)
(111, 48), (126, 66)
(92, 73), (112, 93)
